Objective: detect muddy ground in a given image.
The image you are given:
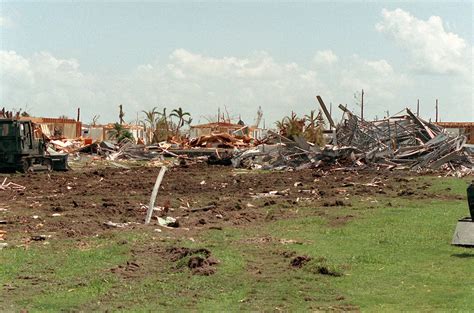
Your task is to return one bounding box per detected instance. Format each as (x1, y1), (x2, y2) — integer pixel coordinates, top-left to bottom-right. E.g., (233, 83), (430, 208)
(1, 162), (446, 243)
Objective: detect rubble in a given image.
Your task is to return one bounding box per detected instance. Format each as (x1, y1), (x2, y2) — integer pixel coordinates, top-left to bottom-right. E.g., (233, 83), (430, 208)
(104, 221), (134, 228)
(188, 132), (251, 148)
(232, 106), (473, 175)
(107, 141), (165, 161)
(335, 107), (473, 173)
(157, 216), (179, 228)
(5, 99), (471, 176)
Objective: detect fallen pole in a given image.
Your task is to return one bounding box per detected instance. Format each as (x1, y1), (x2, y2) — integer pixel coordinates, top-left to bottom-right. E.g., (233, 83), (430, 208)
(316, 95), (336, 129)
(145, 166), (167, 224)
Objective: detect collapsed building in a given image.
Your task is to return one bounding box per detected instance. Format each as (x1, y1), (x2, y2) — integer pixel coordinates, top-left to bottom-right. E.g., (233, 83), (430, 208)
(19, 116), (82, 139)
(232, 99), (473, 175)
(82, 123), (146, 144)
(435, 122), (474, 144)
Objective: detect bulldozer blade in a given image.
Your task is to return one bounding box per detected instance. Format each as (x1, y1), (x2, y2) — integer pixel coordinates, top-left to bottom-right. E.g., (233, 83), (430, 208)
(452, 217), (474, 247)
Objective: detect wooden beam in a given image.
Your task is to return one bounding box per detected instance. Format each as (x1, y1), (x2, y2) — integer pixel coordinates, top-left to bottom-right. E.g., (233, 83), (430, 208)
(316, 95), (336, 129)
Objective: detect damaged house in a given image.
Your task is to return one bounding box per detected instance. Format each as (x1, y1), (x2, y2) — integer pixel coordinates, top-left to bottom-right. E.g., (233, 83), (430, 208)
(19, 116), (82, 139)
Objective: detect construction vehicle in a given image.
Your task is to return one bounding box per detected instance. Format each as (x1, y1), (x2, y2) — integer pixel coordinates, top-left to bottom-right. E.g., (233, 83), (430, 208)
(0, 118), (68, 172)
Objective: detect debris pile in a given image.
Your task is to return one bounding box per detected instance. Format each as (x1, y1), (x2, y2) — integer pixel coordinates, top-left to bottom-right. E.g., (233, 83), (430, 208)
(336, 107), (473, 172)
(188, 133), (251, 148)
(107, 141), (164, 161)
(232, 107), (473, 175)
(232, 131), (320, 170)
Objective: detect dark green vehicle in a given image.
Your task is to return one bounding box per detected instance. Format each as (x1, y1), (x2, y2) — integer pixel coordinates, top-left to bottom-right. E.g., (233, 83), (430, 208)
(0, 118), (68, 172)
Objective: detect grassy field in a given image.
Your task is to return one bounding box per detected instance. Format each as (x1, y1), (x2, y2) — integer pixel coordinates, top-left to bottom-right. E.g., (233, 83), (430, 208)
(1, 175), (473, 312)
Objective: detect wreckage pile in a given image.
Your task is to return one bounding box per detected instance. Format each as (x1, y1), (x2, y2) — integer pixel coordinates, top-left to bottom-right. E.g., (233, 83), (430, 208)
(41, 102), (472, 175)
(232, 131), (323, 170)
(232, 107), (473, 175)
(188, 133), (251, 148)
(335, 107), (472, 172)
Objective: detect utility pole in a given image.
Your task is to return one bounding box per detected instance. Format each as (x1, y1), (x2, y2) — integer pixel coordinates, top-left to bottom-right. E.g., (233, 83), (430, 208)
(77, 108), (80, 122)
(435, 99), (439, 122)
(119, 104), (125, 125)
(416, 99), (420, 117)
(361, 89), (364, 121)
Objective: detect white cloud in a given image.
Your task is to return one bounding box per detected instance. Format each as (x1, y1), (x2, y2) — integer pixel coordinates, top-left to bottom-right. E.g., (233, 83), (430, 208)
(312, 50), (338, 66)
(376, 8), (469, 75)
(132, 50), (323, 123)
(0, 51), (98, 116)
(0, 47), (470, 124)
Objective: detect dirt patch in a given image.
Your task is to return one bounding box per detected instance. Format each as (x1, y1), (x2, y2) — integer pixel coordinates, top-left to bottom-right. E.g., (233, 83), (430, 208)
(397, 189), (415, 196)
(287, 253), (343, 276)
(323, 200), (349, 207)
(290, 255), (312, 268)
(328, 214), (355, 227)
(110, 261), (141, 278)
(314, 265), (343, 277)
(314, 304), (360, 311)
(166, 247), (219, 276)
(0, 163), (429, 243)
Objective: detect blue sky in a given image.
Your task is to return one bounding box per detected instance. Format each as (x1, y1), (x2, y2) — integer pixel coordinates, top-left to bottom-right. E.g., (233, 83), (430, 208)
(1, 1), (472, 124)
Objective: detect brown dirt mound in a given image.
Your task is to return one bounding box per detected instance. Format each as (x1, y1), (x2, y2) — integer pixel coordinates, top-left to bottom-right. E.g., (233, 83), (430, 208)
(110, 261), (141, 278)
(290, 255), (312, 268)
(315, 265), (342, 277)
(166, 247), (219, 276)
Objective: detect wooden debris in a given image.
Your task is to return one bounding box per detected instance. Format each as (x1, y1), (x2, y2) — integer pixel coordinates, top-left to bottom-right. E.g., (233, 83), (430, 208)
(145, 166), (168, 224)
(0, 178), (26, 191)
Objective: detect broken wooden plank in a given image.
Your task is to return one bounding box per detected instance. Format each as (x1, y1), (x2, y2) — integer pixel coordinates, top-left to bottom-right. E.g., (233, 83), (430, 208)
(316, 95), (336, 129)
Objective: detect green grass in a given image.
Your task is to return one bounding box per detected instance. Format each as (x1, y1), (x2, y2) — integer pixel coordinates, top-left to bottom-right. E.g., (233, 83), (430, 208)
(266, 197), (473, 312)
(0, 235), (130, 311)
(1, 176), (473, 312)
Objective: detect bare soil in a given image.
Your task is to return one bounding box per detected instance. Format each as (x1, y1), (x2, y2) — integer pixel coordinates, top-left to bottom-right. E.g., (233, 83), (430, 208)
(1, 163), (431, 243)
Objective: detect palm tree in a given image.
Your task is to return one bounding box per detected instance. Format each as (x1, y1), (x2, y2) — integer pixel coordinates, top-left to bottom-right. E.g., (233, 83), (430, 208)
(158, 108), (169, 131)
(170, 107), (191, 135)
(142, 107), (159, 143)
(275, 118), (287, 136)
(305, 110), (317, 132)
(284, 112), (305, 137)
(108, 123), (134, 143)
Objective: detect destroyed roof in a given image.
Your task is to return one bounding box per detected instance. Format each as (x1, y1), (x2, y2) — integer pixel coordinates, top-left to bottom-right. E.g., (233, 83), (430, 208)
(101, 123), (144, 130)
(190, 122), (244, 129)
(435, 122), (474, 128)
(19, 116), (79, 124)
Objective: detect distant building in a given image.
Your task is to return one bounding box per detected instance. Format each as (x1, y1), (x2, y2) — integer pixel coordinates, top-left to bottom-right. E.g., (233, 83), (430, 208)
(189, 121), (266, 140)
(436, 122), (474, 144)
(19, 116), (82, 139)
(190, 122), (247, 138)
(82, 123), (145, 143)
